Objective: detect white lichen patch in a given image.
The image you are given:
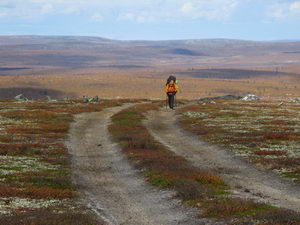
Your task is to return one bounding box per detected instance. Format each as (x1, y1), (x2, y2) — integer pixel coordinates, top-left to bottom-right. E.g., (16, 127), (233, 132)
(182, 111), (207, 118)
(0, 156), (60, 176)
(182, 101), (300, 184)
(0, 117), (26, 126)
(0, 197), (63, 215)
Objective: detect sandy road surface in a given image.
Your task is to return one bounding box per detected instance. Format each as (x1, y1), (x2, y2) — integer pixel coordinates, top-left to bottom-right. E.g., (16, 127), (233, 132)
(145, 109), (300, 213)
(66, 105), (204, 225)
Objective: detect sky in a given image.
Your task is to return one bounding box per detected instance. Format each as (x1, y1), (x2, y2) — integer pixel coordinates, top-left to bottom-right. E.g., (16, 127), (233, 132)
(0, 0), (300, 41)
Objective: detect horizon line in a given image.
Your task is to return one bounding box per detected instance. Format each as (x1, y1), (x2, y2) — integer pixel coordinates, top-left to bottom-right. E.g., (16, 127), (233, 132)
(1, 34), (300, 43)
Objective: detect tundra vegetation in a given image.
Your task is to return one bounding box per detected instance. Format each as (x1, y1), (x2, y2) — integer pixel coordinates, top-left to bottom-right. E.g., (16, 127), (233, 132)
(109, 102), (300, 224)
(0, 99), (122, 225)
(1, 98), (300, 224)
(179, 100), (300, 184)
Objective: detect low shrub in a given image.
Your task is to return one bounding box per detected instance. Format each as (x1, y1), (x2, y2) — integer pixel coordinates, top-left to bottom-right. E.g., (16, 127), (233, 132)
(0, 209), (103, 225)
(0, 185), (75, 199)
(202, 198), (273, 218)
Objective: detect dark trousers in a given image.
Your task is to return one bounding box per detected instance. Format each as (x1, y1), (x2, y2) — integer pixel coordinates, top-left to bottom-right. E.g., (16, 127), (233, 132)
(167, 92), (176, 109)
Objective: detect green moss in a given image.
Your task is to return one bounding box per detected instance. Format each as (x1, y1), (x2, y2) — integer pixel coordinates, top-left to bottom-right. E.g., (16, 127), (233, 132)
(282, 171), (300, 184)
(148, 176), (173, 187)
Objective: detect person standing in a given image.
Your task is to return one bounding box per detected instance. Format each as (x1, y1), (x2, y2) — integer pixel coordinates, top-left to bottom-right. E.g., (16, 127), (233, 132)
(166, 76), (179, 109)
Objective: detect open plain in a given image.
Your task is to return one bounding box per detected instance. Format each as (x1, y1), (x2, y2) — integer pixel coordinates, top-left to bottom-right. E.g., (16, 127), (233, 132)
(1, 36), (300, 224)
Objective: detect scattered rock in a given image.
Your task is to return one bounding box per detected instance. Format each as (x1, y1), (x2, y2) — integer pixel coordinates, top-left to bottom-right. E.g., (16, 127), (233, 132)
(198, 94), (260, 103)
(289, 98), (300, 103)
(14, 94), (28, 102)
(83, 96), (100, 103)
(242, 94), (260, 101)
(89, 96), (99, 103)
(46, 96), (57, 102)
(82, 96), (89, 103)
(198, 95), (242, 102)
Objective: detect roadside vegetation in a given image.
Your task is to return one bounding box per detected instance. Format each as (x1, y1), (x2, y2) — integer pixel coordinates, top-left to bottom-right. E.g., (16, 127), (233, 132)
(178, 100), (300, 184)
(109, 102), (300, 224)
(0, 99), (122, 225)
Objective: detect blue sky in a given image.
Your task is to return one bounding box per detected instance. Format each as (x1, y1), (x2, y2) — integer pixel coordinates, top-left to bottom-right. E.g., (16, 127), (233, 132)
(0, 0), (300, 41)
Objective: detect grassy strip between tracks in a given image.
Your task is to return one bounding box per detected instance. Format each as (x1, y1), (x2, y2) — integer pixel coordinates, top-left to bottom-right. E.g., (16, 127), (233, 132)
(109, 103), (300, 225)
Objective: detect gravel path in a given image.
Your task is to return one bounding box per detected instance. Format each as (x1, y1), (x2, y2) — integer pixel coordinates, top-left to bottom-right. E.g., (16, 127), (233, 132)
(66, 105), (202, 225)
(145, 108), (300, 213)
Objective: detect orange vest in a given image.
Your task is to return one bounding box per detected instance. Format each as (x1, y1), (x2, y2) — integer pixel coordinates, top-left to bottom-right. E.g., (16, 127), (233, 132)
(166, 83), (178, 93)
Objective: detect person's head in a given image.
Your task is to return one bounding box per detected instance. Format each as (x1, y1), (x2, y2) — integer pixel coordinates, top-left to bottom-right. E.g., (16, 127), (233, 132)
(169, 80), (174, 85)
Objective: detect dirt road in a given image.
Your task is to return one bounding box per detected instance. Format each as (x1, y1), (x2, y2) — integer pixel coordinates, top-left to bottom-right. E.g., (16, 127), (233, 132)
(145, 109), (300, 213)
(66, 105), (202, 225)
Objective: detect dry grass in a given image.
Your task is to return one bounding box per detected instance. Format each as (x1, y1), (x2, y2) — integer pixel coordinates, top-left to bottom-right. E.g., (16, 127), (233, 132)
(0, 209), (103, 225)
(202, 198), (273, 218)
(253, 150), (287, 156)
(0, 185), (75, 199)
(237, 209), (300, 225)
(1, 66), (300, 101)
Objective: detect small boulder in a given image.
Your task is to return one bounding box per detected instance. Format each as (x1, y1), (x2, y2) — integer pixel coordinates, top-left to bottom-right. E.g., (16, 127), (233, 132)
(289, 98), (300, 103)
(14, 94), (28, 102)
(89, 96), (99, 103)
(242, 94), (260, 101)
(199, 95), (242, 102)
(83, 96), (99, 103)
(46, 96), (57, 102)
(82, 96), (89, 103)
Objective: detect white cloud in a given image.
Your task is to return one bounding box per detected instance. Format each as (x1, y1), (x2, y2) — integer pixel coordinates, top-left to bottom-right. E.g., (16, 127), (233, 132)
(118, 12), (156, 23)
(0, 12), (8, 17)
(180, 2), (194, 14)
(61, 6), (82, 15)
(179, 0), (239, 20)
(290, 1), (300, 12)
(0, 0), (239, 22)
(266, 0), (300, 20)
(118, 0), (239, 23)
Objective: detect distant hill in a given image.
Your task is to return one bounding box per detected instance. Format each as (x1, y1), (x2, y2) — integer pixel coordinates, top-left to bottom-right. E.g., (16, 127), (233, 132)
(0, 35), (300, 75)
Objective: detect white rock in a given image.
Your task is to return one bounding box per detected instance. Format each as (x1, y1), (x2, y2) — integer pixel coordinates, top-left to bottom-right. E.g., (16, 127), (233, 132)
(14, 94), (28, 102)
(242, 94), (260, 101)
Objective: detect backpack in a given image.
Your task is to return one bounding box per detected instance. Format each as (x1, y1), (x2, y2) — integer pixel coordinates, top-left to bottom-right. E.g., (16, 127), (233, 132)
(166, 75), (176, 85)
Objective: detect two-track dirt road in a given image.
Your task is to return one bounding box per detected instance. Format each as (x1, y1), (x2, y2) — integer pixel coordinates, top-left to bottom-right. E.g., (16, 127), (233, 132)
(145, 108), (300, 213)
(66, 104), (300, 225)
(66, 105), (203, 225)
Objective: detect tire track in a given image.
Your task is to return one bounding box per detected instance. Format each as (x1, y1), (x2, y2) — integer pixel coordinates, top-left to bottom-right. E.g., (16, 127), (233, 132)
(145, 109), (300, 213)
(66, 104), (201, 225)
